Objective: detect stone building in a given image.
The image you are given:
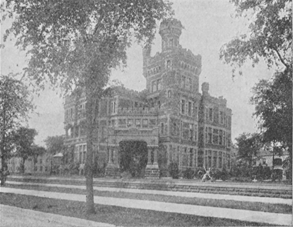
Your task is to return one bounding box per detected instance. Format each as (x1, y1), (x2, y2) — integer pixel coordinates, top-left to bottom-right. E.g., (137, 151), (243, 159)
(64, 19), (232, 177)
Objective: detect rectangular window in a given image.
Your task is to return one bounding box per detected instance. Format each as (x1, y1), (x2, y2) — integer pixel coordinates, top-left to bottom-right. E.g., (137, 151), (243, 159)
(227, 133), (231, 147)
(219, 156), (222, 168)
(213, 129), (219, 144)
(208, 156), (212, 168)
(181, 99), (185, 114)
(119, 119), (127, 128)
(79, 147), (82, 163)
(189, 148), (193, 167)
(208, 127), (212, 144)
(112, 100), (116, 113)
(82, 151), (86, 163)
(219, 130), (223, 145)
(127, 119), (133, 127)
(181, 76), (186, 88)
(152, 81), (157, 92)
(209, 108), (213, 121)
(135, 119), (141, 128)
(188, 101), (192, 116)
(194, 105), (198, 118)
(188, 78), (192, 90)
(157, 79), (161, 91)
(189, 129), (194, 141)
(220, 111), (224, 124)
(142, 119), (148, 128)
(160, 123), (164, 135)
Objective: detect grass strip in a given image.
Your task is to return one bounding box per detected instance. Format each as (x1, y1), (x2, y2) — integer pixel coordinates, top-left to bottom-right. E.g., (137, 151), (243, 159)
(0, 192), (275, 226)
(5, 183), (291, 214)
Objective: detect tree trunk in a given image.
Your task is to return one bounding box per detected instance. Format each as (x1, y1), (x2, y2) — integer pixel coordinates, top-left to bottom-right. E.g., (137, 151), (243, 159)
(0, 153), (5, 186)
(22, 157), (27, 174)
(1, 97), (6, 186)
(84, 82), (95, 214)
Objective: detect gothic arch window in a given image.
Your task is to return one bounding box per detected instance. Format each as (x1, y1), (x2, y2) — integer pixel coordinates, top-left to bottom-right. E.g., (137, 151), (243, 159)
(167, 90), (172, 98)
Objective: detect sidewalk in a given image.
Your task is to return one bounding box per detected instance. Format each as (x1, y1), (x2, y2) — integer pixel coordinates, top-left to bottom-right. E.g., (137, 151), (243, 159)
(1, 187), (291, 226)
(7, 180), (292, 205)
(0, 204), (114, 227)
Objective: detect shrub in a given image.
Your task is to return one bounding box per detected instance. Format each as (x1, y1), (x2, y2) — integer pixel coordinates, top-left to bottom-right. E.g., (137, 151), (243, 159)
(69, 163), (79, 175)
(194, 167), (205, 179)
(168, 162), (179, 179)
(182, 168), (195, 179)
(93, 162), (106, 177)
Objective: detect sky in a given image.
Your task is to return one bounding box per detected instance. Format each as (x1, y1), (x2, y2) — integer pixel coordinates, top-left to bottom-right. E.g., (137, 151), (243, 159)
(1, 0), (274, 146)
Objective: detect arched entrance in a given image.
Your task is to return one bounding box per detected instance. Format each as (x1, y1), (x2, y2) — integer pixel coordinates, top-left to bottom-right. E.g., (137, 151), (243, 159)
(104, 127), (160, 177)
(119, 140), (148, 178)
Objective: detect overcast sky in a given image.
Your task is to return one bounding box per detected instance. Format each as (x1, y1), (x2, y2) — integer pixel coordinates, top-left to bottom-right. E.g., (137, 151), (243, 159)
(1, 0), (274, 146)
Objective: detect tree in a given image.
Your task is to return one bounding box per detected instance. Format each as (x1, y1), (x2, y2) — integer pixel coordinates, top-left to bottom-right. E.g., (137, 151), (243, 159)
(2, 0), (173, 213)
(13, 127), (38, 172)
(220, 0), (292, 178)
(44, 135), (65, 155)
(251, 69), (292, 167)
(235, 133), (263, 167)
(220, 0), (291, 72)
(0, 74), (33, 185)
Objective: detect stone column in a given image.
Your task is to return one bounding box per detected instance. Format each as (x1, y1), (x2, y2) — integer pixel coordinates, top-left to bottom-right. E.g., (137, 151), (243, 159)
(153, 148), (158, 165)
(147, 147), (152, 165)
(167, 146), (170, 166)
(108, 149), (112, 164)
(145, 146), (159, 178)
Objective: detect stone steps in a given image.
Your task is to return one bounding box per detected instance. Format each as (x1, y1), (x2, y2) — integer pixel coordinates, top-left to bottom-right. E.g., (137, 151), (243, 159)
(7, 176), (292, 199)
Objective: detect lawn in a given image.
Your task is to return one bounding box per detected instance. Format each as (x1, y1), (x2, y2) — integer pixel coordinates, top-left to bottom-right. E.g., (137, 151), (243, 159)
(0, 192), (275, 226)
(4, 183), (292, 214)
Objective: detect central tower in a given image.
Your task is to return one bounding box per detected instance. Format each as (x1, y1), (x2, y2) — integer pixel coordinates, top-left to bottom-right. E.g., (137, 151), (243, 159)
(159, 18), (183, 52)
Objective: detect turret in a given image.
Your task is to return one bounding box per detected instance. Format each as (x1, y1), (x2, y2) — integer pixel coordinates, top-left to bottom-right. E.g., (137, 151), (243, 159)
(202, 82), (209, 96)
(143, 44), (151, 67)
(159, 18), (183, 52)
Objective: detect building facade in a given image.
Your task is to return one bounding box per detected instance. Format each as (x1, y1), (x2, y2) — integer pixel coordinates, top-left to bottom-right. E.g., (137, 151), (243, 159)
(64, 19), (233, 177)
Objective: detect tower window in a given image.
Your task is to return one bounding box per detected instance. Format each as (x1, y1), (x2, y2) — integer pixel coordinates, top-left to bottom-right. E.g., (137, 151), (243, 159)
(167, 90), (171, 98)
(166, 60), (171, 69)
(169, 38), (173, 47)
(157, 79), (161, 90)
(152, 81), (157, 92)
(181, 76), (186, 88)
(209, 108), (213, 121)
(181, 99), (185, 114)
(188, 101), (192, 116)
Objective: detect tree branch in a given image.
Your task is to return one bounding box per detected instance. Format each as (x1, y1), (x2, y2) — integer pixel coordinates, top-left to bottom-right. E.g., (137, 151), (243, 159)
(271, 46), (289, 69)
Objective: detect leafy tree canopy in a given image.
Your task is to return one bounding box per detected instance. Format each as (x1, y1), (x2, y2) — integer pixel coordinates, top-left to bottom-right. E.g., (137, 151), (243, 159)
(221, 0), (292, 177)
(44, 135), (65, 155)
(251, 68), (292, 158)
(220, 0), (291, 72)
(1, 0), (173, 93)
(13, 127), (38, 161)
(235, 132), (263, 165)
(0, 74), (33, 174)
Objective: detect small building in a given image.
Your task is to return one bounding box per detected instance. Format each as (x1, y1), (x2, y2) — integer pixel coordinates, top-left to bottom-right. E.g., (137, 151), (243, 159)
(253, 147), (289, 179)
(7, 152), (52, 175)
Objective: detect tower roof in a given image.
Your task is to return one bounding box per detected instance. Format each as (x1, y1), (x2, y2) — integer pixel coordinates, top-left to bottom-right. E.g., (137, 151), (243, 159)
(159, 18), (183, 37)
